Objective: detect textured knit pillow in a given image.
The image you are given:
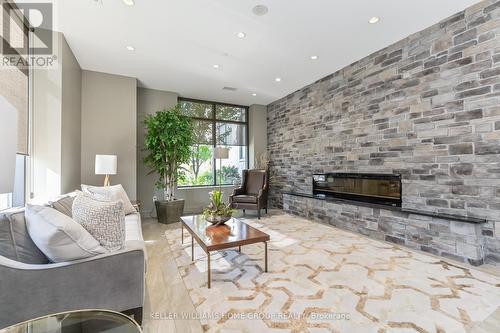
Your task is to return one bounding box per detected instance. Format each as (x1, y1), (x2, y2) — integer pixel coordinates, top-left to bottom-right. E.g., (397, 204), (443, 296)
(25, 204), (108, 263)
(72, 193), (125, 251)
(81, 184), (136, 215)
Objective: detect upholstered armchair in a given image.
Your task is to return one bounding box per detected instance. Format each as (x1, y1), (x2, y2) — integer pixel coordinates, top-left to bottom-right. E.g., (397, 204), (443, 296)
(230, 169), (268, 219)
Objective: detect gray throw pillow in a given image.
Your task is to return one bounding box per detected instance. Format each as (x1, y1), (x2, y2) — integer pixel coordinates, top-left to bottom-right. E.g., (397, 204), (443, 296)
(25, 204), (108, 263)
(50, 192), (77, 217)
(0, 208), (48, 264)
(81, 184), (136, 215)
(72, 193), (126, 251)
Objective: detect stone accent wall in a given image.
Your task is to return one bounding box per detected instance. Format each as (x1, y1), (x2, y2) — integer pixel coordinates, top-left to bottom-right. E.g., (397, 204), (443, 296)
(267, 0), (500, 263)
(284, 194), (485, 265)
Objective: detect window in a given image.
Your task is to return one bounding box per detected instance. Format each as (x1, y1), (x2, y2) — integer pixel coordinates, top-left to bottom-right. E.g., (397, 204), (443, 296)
(178, 98), (249, 187)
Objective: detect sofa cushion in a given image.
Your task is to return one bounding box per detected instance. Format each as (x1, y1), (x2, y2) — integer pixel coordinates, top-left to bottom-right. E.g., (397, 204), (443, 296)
(233, 195), (258, 204)
(81, 184), (136, 215)
(25, 204), (108, 263)
(125, 213), (143, 242)
(0, 208), (48, 264)
(73, 193), (126, 251)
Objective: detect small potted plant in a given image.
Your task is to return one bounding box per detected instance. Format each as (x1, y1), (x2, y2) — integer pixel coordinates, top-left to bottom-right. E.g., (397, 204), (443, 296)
(143, 105), (194, 224)
(203, 190), (235, 225)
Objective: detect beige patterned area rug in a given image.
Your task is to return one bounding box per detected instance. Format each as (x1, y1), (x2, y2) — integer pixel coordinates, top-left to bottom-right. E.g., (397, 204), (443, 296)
(165, 212), (500, 333)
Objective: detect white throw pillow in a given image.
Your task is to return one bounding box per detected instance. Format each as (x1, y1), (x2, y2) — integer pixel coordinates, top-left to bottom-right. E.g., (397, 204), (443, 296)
(81, 184), (136, 215)
(72, 193), (126, 251)
(25, 204), (108, 263)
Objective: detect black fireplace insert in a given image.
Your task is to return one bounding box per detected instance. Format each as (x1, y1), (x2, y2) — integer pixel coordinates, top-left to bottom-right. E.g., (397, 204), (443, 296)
(313, 173), (402, 207)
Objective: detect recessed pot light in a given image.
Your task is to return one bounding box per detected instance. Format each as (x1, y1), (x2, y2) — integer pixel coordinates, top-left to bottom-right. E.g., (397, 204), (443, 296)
(123, 0), (135, 6)
(236, 32), (246, 39)
(252, 93), (257, 96)
(252, 5), (269, 16)
(310, 55), (319, 60)
(213, 64), (220, 69)
(369, 16), (380, 24)
(275, 77), (281, 82)
(126, 45), (135, 51)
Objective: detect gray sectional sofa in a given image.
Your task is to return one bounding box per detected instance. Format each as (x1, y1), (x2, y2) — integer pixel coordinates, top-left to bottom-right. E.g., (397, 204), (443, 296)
(0, 207), (146, 329)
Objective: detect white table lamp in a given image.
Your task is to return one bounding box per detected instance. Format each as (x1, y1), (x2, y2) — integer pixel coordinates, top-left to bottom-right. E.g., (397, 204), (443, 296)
(214, 147), (229, 192)
(0, 96), (18, 194)
(95, 155), (117, 186)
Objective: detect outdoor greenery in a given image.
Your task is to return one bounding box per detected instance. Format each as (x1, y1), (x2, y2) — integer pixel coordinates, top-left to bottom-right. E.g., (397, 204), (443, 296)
(143, 105), (194, 201)
(189, 144), (212, 181)
(217, 166), (241, 185)
(183, 166), (241, 186)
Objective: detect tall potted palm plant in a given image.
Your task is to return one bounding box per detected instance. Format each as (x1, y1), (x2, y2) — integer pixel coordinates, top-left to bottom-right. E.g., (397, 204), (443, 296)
(144, 105), (194, 224)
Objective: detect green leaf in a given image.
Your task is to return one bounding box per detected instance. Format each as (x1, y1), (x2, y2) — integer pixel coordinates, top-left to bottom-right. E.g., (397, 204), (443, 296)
(143, 104), (195, 198)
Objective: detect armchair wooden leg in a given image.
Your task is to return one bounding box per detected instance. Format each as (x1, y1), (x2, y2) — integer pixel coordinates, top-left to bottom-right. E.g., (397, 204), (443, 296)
(243, 209), (245, 215)
(265, 208), (268, 214)
(258, 209), (261, 219)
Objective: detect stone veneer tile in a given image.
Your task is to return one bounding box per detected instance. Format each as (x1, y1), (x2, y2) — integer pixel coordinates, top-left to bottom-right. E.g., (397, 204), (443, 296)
(283, 194), (487, 265)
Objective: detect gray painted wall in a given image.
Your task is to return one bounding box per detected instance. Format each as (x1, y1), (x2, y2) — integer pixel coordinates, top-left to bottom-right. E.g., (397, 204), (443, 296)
(31, 36), (265, 212)
(136, 87), (237, 216)
(136, 87), (178, 214)
(249, 104), (268, 168)
(136, 87), (267, 215)
(176, 186), (237, 216)
(81, 71), (137, 199)
(61, 36), (82, 194)
(267, 1), (500, 262)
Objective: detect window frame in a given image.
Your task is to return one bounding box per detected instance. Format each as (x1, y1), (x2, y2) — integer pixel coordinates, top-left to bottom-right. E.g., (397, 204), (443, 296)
(178, 97), (249, 188)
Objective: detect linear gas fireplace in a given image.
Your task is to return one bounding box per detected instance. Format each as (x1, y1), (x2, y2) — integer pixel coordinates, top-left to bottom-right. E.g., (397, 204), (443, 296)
(313, 173), (402, 207)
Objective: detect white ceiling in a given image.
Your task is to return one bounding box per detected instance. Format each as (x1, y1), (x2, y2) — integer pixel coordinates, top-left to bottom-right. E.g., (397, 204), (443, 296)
(52, 0), (479, 106)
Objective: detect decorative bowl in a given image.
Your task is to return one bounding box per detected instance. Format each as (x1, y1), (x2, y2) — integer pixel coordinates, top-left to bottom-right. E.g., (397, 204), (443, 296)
(205, 214), (232, 226)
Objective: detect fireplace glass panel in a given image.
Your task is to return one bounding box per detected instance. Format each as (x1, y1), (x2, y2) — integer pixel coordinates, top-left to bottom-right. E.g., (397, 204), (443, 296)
(313, 173), (401, 206)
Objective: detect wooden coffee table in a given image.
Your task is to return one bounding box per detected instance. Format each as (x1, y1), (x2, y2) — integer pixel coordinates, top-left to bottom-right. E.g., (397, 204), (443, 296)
(180, 215), (270, 288)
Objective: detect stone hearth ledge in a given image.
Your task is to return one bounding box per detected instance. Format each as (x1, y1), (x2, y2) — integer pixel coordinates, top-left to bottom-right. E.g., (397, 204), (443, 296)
(283, 192), (488, 266)
(283, 191), (486, 224)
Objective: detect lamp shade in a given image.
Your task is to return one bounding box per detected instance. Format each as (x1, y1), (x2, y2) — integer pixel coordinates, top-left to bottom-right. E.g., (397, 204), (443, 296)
(95, 155), (117, 175)
(0, 96), (18, 194)
(213, 147), (229, 159)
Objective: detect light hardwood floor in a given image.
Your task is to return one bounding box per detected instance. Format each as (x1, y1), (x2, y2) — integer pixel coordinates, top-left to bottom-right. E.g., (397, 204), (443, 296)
(141, 218), (203, 333)
(140, 213), (500, 333)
